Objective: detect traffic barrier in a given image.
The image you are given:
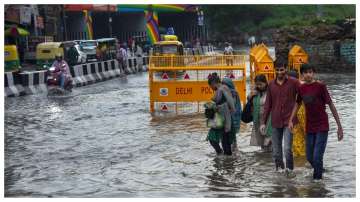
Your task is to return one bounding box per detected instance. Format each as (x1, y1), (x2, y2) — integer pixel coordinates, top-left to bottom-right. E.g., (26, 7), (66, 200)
(5, 56), (149, 97)
(149, 55), (247, 114)
(127, 58), (137, 73)
(20, 70), (47, 95)
(249, 44), (275, 83)
(4, 72), (25, 97)
(288, 45), (308, 75)
(71, 60), (122, 87)
(142, 56), (149, 71)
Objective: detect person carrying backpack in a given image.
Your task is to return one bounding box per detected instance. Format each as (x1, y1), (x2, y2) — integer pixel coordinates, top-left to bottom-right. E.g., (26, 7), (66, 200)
(206, 73), (235, 155)
(222, 77), (242, 151)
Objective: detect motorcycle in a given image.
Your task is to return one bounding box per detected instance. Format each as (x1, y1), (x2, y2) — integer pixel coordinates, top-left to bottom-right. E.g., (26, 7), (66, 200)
(46, 64), (73, 96)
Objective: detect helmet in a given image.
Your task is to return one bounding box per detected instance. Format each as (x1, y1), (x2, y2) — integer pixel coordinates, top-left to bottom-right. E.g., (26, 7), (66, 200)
(55, 53), (62, 61)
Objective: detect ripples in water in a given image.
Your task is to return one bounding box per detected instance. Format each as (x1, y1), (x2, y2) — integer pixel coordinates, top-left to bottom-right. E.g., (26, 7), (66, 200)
(4, 73), (355, 197)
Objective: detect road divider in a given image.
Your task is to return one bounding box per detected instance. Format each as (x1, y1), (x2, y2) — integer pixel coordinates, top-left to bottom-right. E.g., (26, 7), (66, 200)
(4, 72), (26, 97)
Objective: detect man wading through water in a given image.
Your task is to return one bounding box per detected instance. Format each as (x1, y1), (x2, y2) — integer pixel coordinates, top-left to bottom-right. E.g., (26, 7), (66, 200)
(288, 64), (343, 181)
(260, 59), (300, 176)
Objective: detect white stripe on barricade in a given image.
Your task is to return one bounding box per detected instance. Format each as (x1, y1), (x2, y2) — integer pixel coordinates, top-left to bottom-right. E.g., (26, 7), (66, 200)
(113, 60), (123, 76)
(94, 62), (104, 81)
(101, 61), (111, 79)
(38, 71), (47, 92)
(27, 73), (37, 94)
(125, 58), (133, 74)
(85, 64), (96, 84)
(107, 61), (117, 78)
(4, 72), (25, 97)
(131, 58), (138, 73)
(142, 56), (149, 72)
(73, 65), (86, 86)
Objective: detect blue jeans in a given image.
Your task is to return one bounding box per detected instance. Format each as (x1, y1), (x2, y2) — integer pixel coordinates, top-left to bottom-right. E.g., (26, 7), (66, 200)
(272, 127), (294, 170)
(59, 73), (65, 89)
(306, 132), (328, 179)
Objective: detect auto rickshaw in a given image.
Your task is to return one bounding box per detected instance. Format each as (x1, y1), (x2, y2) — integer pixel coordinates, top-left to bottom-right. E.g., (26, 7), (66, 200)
(152, 35), (185, 67)
(96, 38), (118, 61)
(36, 42), (64, 69)
(5, 45), (21, 72)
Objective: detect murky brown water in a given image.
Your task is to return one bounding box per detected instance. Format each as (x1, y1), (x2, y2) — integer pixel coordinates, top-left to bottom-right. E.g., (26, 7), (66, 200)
(4, 71), (355, 197)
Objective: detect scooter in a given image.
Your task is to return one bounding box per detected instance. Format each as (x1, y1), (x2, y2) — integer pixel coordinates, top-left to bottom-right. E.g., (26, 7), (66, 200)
(46, 64), (73, 96)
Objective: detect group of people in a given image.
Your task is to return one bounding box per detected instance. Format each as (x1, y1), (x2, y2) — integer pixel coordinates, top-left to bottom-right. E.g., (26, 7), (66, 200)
(116, 42), (144, 73)
(206, 59), (344, 181)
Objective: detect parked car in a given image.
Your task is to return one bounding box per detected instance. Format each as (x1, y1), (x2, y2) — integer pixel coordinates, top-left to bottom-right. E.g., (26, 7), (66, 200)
(74, 44), (87, 64)
(77, 40), (98, 62)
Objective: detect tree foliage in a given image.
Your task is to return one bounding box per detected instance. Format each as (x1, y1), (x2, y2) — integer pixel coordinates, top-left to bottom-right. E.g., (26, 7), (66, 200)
(202, 5), (355, 35)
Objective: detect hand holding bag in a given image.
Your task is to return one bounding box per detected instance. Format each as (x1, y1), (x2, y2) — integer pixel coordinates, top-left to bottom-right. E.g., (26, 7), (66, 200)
(206, 112), (225, 129)
(241, 100), (253, 123)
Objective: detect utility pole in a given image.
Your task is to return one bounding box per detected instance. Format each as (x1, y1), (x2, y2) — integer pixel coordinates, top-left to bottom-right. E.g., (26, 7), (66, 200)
(62, 5), (67, 41)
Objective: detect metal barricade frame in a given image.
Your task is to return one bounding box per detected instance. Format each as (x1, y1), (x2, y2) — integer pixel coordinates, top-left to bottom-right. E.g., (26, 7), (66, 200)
(149, 55), (247, 114)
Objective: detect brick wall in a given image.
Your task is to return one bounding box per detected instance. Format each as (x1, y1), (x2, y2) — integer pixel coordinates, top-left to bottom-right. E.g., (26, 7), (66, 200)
(288, 39), (355, 72)
(340, 40), (355, 65)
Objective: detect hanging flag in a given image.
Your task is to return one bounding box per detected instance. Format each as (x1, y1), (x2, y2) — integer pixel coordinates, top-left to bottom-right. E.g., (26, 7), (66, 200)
(145, 10), (160, 44)
(83, 10), (94, 40)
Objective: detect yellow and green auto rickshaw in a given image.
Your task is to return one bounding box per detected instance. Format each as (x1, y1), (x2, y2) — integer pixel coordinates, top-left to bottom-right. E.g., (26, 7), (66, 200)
(152, 35), (185, 68)
(36, 42), (64, 69)
(96, 38), (118, 61)
(5, 45), (21, 72)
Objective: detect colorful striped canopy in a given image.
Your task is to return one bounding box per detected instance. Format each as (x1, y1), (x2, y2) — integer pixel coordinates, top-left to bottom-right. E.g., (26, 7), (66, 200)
(145, 11), (160, 44)
(65, 4), (197, 13)
(83, 10), (94, 40)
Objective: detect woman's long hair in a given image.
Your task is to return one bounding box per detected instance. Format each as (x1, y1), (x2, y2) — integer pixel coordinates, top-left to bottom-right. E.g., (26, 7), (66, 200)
(254, 74), (268, 92)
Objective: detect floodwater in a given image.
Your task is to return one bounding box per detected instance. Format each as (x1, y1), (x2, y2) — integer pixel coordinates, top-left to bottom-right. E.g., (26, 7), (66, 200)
(4, 71), (355, 197)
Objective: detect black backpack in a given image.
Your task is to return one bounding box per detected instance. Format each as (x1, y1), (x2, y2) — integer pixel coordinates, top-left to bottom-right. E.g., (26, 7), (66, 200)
(241, 99), (253, 123)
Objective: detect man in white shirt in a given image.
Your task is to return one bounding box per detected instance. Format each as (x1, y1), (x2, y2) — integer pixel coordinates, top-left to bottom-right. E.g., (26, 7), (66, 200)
(224, 42), (234, 66)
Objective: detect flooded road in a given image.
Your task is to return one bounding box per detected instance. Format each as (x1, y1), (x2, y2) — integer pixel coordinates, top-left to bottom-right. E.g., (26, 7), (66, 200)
(4, 71), (355, 197)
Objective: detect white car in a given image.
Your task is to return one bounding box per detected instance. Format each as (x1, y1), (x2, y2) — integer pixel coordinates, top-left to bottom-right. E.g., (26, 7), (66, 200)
(78, 40), (98, 62)
(74, 44), (87, 64)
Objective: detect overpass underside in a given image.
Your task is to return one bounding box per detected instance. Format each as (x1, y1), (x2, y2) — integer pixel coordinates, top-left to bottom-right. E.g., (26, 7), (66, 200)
(66, 11), (207, 43)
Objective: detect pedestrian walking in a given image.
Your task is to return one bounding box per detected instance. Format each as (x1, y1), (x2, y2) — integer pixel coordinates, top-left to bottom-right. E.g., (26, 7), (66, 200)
(224, 42), (234, 66)
(288, 70), (306, 157)
(288, 64), (343, 180)
(222, 77), (242, 152)
(249, 74), (272, 152)
(260, 59), (300, 175)
(117, 44), (127, 73)
(206, 73), (235, 155)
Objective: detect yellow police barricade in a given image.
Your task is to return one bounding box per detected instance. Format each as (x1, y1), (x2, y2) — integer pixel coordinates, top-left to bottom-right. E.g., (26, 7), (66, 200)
(149, 55), (246, 114)
(288, 45), (308, 75)
(254, 48), (275, 82)
(249, 43), (269, 83)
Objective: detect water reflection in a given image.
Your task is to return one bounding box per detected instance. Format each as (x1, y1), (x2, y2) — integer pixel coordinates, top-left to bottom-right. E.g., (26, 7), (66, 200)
(4, 73), (355, 197)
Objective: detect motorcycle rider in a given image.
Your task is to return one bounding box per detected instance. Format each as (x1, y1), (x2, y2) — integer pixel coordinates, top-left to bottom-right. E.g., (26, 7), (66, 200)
(51, 53), (72, 90)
